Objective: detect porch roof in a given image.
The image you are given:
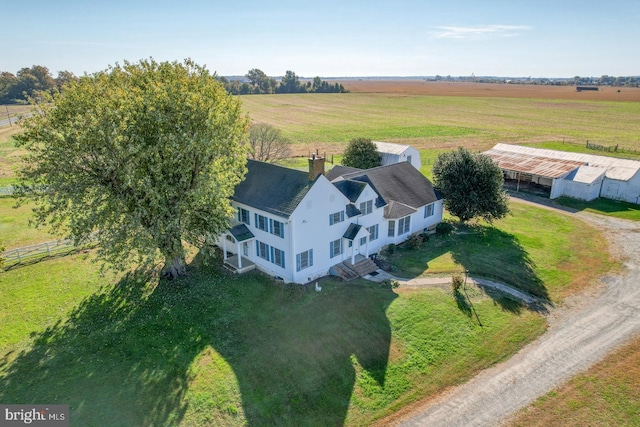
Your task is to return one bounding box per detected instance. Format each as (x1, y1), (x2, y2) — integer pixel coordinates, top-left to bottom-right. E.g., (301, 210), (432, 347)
(230, 224), (254, 242)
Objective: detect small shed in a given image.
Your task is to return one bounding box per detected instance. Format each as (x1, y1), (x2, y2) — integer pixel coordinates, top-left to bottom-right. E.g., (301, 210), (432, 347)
(373, 141), (421, 170)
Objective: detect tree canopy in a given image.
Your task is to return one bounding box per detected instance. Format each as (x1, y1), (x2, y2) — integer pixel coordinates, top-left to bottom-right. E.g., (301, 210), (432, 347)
(15, 58), (249, 279)
(218, 69), (347, 95)
(341, 138), (381, 170)
(248, 123), (291, 162)
(432, 147), (509, 224)
(0, 66), (77, 103)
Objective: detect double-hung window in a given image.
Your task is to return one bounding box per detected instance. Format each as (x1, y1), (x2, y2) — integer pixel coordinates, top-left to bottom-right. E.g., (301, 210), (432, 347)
(255, 213), (268, 232)
(368, 224), (379, 241)
(270, 219), (284, 238)
(398, 216), (411, 235)
(296, 249), (313, 271)
(238, 207), (250, 225)
(424, 204), (434, 218)
(359, 200), (373, 215)
(256, 241), (270, 260)
(330, 239), (343, 258)
(329, 211), (345, 225)
(271, 247), (285, 268)
(388, 220), (395, 237)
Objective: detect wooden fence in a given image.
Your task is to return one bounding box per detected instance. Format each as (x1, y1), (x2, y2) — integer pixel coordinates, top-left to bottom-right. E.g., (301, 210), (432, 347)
(2, 239), (81, 268)
(0, 186), (14, 196)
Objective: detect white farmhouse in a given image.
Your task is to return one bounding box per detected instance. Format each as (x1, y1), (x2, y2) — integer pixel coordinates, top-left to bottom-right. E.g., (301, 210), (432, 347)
(217, 155), (442, 284)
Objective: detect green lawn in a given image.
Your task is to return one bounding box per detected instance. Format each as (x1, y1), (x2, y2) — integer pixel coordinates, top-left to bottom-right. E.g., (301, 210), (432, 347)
(0, 127), (24, 185)
(0, 200), (614, 426)
(555, 196), (640, 221)
(0, 252), (545, 426)
(0, 198), (59, 249)
(386, 202), (613, 302)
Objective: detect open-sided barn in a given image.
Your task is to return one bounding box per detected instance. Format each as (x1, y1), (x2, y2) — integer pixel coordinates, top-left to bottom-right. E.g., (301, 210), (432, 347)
(484, 143), (640, 204)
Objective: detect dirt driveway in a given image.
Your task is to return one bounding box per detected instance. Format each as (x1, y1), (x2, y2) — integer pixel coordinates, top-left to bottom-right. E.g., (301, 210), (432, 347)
(389, 204), (640, 427)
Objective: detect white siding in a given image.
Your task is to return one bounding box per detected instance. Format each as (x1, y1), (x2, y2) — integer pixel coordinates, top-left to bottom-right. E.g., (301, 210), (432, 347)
(289, 175), (352, 283)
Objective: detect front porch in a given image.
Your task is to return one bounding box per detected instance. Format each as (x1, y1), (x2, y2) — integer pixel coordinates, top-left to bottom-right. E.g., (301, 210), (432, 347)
(223, 254), (256, 274)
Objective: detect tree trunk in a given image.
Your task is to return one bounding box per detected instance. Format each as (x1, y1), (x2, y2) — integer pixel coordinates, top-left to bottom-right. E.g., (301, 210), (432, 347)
(161, 253), (187, 280)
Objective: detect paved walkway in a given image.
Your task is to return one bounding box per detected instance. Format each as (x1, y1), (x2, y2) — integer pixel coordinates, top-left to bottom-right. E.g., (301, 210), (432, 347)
(364, 270), (538, 305)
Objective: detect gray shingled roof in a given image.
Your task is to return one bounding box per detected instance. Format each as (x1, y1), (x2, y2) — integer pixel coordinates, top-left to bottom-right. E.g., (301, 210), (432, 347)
(325, 165), (362, 181)
(384, 201), (417, 219)
(232, 160), (314, 218)
(333, 179), (367, 202)
(331, 162), (440, 216)
(342, 223), (362, 240)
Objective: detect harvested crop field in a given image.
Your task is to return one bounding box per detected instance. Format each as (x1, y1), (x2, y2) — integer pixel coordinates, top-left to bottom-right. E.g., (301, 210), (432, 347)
(335, 80), (640, 102)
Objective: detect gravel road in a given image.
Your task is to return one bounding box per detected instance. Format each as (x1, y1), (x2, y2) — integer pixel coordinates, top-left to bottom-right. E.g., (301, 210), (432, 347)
(392, 205), (640, 427)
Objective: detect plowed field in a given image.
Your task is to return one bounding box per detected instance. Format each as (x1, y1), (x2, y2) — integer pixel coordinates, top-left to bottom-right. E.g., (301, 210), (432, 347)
(338, 80), (640, 101)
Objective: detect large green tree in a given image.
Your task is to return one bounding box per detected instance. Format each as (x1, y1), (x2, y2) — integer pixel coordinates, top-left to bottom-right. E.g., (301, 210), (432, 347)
(341, 138), (381, 169)
(432, 147), (509, 224)
(15, 58), (249, 279)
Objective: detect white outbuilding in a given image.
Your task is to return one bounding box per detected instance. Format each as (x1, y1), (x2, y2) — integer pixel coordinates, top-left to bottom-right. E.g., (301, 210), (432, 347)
(484, 143), (640, 204)
(373, 141), (422, 170)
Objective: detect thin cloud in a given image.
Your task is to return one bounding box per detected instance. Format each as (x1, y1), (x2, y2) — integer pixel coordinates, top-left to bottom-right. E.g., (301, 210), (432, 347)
(432, 25), (532, 39)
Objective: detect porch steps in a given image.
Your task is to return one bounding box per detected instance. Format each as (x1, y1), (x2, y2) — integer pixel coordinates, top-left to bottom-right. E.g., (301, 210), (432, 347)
(332, 263), (360, 281)
(346, 258), (379, 277)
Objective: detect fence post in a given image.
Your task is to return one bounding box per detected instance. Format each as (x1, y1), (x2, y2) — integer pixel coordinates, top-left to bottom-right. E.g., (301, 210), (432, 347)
(45, 242), (51, 255)
(16, 248), (21, 263)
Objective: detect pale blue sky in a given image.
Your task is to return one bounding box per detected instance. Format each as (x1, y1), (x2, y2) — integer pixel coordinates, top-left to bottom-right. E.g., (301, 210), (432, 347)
(5, 0), (639, 78)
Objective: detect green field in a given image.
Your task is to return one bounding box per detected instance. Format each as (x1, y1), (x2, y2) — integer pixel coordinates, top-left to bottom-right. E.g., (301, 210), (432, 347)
(240, 94), (640, 153)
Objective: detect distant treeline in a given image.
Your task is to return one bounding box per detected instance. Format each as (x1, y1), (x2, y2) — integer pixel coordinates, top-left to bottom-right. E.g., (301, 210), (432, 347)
(0, 65), (347, 103)
(0, 65), (78, 104)
(431, 74), (639, 87)
(217, 69), (348, 95)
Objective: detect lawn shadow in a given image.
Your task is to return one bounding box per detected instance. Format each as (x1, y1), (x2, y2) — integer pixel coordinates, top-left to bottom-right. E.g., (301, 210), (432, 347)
(389, 223), (552, 314)
(0, 257), (397, 426)
(453, 225), (552, 314)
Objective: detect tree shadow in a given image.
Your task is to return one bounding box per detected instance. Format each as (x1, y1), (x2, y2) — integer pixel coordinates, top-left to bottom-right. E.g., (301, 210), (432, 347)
(448, 224), (551, 313)
(453, 289), (472, 318)
(389, 223), (552, 314)
(0, 258), (397, 426)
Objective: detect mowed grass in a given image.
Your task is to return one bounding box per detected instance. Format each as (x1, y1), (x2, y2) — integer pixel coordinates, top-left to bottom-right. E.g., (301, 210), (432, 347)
(0, 126), (25, 186)
(0, 200), (614, 426)
(240, 93), (640, 154)
(0, 252), (545, 426)
(508, 336), (640, 427)
(555, 196), (640, 221)
(387, 202), (614, 302)
(0, 198), (59, 249)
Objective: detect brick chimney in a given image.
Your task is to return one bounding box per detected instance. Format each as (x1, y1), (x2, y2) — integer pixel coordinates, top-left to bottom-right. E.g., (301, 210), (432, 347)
(308, 152), (325, 180)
